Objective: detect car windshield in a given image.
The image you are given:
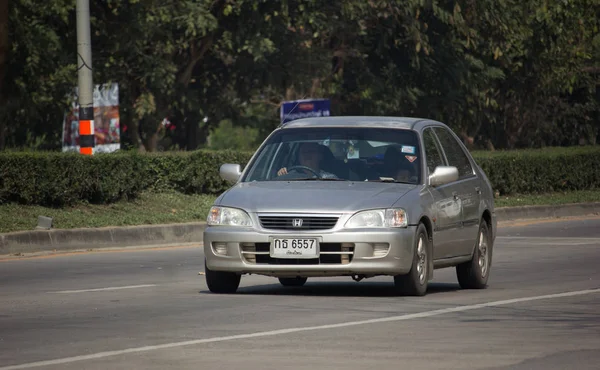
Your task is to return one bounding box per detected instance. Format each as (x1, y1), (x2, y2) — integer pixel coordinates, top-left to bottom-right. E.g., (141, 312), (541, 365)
(242, 127), (421, 184)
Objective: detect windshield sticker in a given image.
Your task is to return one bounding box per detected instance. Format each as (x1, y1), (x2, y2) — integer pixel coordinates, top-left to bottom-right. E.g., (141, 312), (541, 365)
(405, 155), (417, 163)
(401, 145), (416, 154)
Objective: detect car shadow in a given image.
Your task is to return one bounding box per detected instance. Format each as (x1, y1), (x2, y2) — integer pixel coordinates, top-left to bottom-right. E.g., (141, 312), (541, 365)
(199, 281), (462, 297)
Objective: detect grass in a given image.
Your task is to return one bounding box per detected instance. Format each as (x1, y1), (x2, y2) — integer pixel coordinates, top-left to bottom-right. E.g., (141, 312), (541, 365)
(494, 189), (600, 208)
(1, 189), (599, 234)
(0, 191), (216, 234)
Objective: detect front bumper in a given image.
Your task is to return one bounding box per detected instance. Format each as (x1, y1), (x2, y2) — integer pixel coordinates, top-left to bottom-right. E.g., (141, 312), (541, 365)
(203, 226), (417, 278)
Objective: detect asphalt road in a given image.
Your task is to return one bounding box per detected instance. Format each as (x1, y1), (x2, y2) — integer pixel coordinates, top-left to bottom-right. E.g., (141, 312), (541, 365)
(1, 216), (600, 370)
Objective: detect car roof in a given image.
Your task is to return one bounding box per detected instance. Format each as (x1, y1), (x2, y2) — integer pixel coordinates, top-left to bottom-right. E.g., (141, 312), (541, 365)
(279, 116), (443, 130)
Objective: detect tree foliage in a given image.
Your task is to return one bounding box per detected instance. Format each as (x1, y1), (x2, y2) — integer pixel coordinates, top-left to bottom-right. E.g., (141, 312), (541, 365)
(0, 0), (598, 151)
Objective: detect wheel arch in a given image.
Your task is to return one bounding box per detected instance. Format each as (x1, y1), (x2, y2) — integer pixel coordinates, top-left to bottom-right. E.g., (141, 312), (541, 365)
(418, 215), (434, 280)
(470, 209), (493, 257)
(482, 209), (492, 232)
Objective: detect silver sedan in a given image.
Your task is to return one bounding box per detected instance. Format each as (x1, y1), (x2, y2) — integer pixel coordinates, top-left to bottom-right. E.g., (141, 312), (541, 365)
(203, 116), (497, 296)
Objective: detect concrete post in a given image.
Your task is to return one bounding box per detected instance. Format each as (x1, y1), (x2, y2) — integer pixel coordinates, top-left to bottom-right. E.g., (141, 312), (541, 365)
(76, 0), (95, 155)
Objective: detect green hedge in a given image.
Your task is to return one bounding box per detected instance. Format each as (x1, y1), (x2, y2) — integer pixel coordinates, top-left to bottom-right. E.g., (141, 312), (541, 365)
(0, 152), (150, 206)
(1, 146), (599, 206)
(473, 146), (600, 195)
(0, 150), (253, 206)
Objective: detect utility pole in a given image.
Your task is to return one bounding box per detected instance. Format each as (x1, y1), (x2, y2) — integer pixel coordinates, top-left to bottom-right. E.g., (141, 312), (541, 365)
(76, 0), (94, 155)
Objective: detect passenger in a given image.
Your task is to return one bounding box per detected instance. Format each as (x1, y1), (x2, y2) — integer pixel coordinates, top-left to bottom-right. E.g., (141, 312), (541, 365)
(383, 146), (419, 183)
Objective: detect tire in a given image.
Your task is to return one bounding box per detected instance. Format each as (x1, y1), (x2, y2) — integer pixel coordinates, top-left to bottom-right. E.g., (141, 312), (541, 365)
(205, 260), (241, 294)
(456, 220), (492, 289)
(279, 277), (308, 287)
(394, 223), (430, 296)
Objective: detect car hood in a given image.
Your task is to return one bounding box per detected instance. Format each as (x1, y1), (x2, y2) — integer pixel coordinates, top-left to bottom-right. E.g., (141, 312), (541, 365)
(217, 181), (416, 213)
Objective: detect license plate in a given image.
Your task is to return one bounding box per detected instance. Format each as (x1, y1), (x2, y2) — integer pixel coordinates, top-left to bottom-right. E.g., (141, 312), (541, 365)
(270, 238), (319, 259)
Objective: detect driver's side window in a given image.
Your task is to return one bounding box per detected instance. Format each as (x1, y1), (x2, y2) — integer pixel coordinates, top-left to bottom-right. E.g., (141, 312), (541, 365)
(423, 128), (445, 176)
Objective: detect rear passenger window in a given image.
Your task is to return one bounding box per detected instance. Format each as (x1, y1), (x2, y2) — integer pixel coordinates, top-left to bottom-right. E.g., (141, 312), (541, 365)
(423, 128), (445, 176)
(433, 127), (474, 179)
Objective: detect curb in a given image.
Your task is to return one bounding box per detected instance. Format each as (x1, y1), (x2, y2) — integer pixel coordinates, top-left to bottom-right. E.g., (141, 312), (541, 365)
(494, 202), (600, 221)
(0, 222), (206, 256)
(1, 203), (599, 256)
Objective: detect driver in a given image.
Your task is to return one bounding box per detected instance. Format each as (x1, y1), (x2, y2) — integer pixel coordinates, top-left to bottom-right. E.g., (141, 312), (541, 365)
(277, 142), (337, 179)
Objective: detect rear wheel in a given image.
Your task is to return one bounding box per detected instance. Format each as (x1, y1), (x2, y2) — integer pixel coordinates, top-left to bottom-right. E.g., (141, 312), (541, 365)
(205, 260), (241, 293)
(394, 223), (429, 296)
(456, 221), (492, 289)
(279, 277), (308, 287)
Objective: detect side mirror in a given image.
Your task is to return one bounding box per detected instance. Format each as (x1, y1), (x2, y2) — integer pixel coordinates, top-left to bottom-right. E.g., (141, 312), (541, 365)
(220, 164), (242, 183)
(429, 166), (459, 187)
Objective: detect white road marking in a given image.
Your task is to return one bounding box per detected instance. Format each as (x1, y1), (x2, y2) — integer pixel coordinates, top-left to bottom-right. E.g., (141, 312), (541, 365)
(496, 236), (600, 246)
(500, 241), (597, 246)
(497, 236), (600, 240)
(48, 284), (157, 294)
(3, 288), (599, 370)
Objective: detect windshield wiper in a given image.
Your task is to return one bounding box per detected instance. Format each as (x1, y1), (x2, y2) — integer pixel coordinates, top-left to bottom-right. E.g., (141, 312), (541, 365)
(369, 177), (396, 182)
(368, 178), (413, 184)
(317, 177), (349, 181)
(278, 177), (348, 181)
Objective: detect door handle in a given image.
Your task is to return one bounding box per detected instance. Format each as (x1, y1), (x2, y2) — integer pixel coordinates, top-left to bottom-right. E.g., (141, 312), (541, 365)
(475, 186), (481, 194)
(452, 191), (459, 200)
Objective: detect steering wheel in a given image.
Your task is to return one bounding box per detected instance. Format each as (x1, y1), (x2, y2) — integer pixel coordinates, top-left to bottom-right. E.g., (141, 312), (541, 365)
(287, 165), (321, 178)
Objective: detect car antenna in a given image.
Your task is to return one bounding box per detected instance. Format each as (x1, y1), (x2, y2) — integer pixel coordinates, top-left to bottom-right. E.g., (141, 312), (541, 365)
(279, 95), (308, 127)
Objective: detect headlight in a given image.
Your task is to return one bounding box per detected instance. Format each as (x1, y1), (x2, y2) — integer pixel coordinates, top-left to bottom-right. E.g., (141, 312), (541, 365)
(207, 206), (253, 227)
(345, 208), (408, 228)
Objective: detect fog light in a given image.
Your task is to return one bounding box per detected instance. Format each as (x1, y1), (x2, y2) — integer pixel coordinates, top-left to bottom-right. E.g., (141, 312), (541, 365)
(373, 243), (389, 257)
(213, 242), (228, 255)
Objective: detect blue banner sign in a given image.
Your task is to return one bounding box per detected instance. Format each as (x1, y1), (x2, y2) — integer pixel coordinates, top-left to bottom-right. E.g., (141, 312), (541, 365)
(280, 98), (331, 123)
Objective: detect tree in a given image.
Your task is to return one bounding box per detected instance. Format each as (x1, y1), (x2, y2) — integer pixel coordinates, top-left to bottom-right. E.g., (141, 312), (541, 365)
(1, 0), (77, 150)
(1, 0), (597, 151)
(473, 0), (599, 148)
(0, 0), (8, 149)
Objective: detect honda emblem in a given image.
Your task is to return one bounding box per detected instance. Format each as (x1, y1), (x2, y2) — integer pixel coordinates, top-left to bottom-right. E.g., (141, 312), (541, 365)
(292, 219), (303, 227)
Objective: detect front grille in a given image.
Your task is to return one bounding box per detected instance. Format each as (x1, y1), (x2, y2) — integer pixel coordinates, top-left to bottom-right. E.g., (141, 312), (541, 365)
(258, 215), (339, 230)
(240, 243), (354, 265)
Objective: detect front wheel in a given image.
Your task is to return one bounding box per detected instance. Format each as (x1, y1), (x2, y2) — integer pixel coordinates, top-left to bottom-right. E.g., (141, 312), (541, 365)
(394, 223), (430, 296)
(279, 277), (308, 287)
(456, 221), (492, 289)
(205, 260), (241, 293)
